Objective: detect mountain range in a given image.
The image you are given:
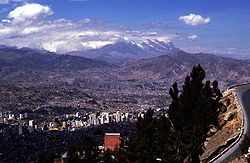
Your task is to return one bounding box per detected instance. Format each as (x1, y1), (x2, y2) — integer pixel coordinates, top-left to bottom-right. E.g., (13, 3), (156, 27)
(0, 40), (250, 90)
(0, 46), (111, 71)
(119, 50), (250, 88)
(69, 39), (179, 62)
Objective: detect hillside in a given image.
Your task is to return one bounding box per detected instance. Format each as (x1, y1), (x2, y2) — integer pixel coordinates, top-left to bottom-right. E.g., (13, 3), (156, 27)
(118, 51), (250, 89)
(0, 47), (112, 71)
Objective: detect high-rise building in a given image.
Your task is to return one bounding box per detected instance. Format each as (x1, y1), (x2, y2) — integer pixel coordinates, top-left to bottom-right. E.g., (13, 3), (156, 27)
(29, 120), (34, 127)
(88, 113), (97, 125)
(8, 113), (15, 120)
(28, 120), (34, 133)
(18, 125), (23, 135)
(109, 114), (114, 123)
(104, 112), (109, 123)
(115, 111), (122, 122)
(99, 116), (104, 125)
(19, 113), (24, 120)
(99, 112), (109, 124)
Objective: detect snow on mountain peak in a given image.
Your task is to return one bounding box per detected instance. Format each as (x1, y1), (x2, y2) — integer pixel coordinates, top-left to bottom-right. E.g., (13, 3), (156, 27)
(69, 39), (180, 62)
(109, 39), (175, 50)
(99, 39), (179, 56)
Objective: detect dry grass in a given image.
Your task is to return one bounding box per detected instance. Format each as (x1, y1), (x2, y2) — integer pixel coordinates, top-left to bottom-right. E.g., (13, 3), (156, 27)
(201, 90), (243, 162)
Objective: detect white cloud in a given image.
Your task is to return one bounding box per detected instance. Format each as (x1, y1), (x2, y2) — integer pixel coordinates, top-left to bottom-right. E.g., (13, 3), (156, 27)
(8, 3), (53, 24)
(22, 27), (41, 34)
(1, 19), (11, 23)
(81, 41), (114, 49)
(0, 3), (177, 53)
(0, 18), (176, 52)
(188, 34), (198, 40)
(0, 0), (29, 4)
(0, 27), (12, 35)
(42, 41), (82, 53)
(179, 13), (210, 26)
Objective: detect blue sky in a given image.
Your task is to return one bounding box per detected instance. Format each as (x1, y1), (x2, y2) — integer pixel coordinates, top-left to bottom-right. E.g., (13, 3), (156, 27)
(0, 0), (249, 58)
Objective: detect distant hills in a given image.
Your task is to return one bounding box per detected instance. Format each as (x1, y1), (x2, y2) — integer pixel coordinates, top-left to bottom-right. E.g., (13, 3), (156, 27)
(0, 42), (250, 90)
(0, 46), (112, 72)
(119, 50), (250, 89)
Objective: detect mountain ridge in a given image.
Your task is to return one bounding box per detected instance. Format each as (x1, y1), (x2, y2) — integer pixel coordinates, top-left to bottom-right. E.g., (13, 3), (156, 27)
(0, 43), (250, 90)
(69, 39), (180, 62)
(0, 47), (113, 72)
(117, 50), (250, 89)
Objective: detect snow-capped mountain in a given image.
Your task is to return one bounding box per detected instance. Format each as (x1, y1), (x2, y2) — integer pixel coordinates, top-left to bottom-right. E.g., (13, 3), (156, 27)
(69, 39), (179, 62)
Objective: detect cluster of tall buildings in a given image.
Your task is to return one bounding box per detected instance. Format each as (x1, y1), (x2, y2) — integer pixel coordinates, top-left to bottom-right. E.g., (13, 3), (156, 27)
(0, 111), (29, 122)
(0, 110), (137, 135)
(87, 111), (127, 125)
(0, 107), (167, 136)
(59, 111), (134, 131)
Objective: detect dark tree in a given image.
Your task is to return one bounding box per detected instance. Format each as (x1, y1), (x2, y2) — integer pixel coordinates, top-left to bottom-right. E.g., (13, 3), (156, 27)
(168, 64), (224, 162)
(67, 144), (81, 163)
(129, 109), (159, 162)
(67, 136), (99, 163)
(37, 150), (57, 163)
(129, 65), (224, 163)
(79, 136), (98, 162)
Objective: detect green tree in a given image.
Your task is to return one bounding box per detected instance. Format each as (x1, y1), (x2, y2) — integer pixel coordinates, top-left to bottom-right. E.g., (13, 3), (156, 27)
(67, 136), (100, 163)
(168, 64), (224, 162)
(129, 109), (159, 162)
(37, 150), (57, 163)
(128, 64), (224, 163)
(79, 136), (99, 162)
(67, 144), (81, 163)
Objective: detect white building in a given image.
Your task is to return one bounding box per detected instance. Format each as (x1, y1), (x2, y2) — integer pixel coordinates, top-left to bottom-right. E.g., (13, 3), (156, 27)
(28, 120), (34, 133)
(19, 113), (24, 120)
(100, 112), (109, 124)
(18, 125), (23, 135)
(29, 120), (34, 127)
(8, 113), (15, 120)
(115, 111), (122, 122)
(88, 113), (97, 125)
